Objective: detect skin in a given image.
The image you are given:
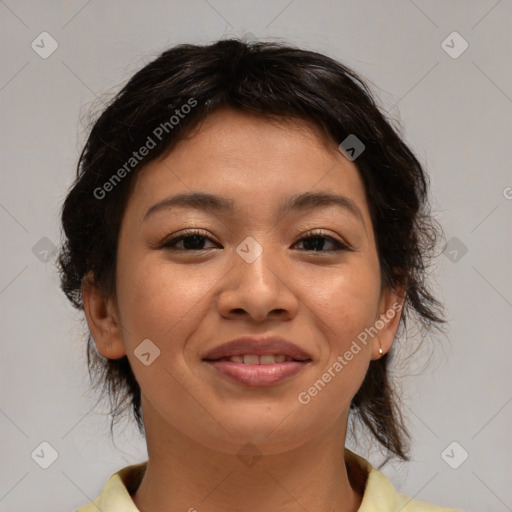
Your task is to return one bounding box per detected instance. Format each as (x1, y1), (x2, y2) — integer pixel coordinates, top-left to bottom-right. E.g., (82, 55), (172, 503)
(82, 108), (405, 512)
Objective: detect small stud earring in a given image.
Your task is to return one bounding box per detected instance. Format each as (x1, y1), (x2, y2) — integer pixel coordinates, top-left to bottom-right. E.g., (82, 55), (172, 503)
(378, 347), (383, 355)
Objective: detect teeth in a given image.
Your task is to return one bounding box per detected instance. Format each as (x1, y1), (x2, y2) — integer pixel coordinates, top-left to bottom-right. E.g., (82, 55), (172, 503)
(260, 354), (286, 364)
(243, 354), (259, 365)
(228, 354), (290, 364)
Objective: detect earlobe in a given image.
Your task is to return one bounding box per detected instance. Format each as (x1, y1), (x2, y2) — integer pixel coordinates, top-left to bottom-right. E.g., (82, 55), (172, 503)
(81, 272), (126, 359)
(371, 285), (406, 360)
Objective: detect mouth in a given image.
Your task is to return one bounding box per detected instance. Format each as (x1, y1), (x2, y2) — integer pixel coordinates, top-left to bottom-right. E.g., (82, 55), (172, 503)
(202, 337), (313, 387)
(205, 354), (305, 364)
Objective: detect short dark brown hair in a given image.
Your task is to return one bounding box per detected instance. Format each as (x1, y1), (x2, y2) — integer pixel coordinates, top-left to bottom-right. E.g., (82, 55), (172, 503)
(58, 38), (445, 461)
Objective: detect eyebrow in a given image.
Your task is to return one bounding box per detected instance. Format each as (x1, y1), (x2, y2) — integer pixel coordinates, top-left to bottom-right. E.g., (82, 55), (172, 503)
(143, 191), (365, 226)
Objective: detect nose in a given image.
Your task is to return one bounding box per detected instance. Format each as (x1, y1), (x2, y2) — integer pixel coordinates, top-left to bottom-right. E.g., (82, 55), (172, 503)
(216, 241), (299, 323)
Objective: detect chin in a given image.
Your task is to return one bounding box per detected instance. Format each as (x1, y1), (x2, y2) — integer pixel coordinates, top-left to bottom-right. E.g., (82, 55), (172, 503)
(195, 415), (321, 457)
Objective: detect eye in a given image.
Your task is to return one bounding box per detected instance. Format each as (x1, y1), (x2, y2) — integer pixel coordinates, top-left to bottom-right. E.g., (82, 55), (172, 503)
(293, 230), (352, 252)
(158, 229), (352, 253)
(160, 229), (219, 251)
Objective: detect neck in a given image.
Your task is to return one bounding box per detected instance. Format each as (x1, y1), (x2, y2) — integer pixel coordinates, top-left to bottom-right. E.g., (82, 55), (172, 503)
(132, 399), (364, 512)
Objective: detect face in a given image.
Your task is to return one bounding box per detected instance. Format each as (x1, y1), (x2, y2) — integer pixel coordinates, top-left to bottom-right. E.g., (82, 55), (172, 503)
(84, 108), (403, 456)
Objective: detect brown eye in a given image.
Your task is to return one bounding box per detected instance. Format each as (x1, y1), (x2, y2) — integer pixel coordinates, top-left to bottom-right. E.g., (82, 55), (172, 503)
(293, 231), (352, 252)
(160, 229), (219, 251)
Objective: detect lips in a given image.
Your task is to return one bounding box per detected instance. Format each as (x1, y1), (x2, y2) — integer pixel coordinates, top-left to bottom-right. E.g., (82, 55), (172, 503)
(202, 337), (312, 387)
(202, 337), (312, 362)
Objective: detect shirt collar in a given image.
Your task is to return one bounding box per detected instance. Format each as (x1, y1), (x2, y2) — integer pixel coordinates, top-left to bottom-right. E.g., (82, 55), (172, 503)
(79, 449), (425, 512)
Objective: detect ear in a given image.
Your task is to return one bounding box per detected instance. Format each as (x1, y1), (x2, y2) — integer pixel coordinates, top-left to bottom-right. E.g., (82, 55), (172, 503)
(370, 284), (406, 361)
(81, 272), (127, 359)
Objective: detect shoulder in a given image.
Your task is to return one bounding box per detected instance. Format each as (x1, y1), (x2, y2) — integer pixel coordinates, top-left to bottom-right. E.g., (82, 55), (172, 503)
(345, 449), (462, 512)
(76, 454), (462, 512)
(75, 461), (147, 512)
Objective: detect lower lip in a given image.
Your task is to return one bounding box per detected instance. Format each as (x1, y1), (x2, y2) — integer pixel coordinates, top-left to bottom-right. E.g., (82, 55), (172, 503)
(204, 360), (309, 387)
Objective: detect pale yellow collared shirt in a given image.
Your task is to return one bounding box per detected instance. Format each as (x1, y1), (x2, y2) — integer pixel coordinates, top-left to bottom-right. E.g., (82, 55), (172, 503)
(76, 449), (461, 511)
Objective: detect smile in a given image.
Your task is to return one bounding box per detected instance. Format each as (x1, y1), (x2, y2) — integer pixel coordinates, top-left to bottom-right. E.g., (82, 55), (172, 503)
(204, 358), (311, 387)
(215, 354), (296, 364)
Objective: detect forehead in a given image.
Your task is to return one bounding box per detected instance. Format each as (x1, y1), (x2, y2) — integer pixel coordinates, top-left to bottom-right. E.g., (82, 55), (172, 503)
(174, 108), (341, 165)
(127, 108), (370, 222)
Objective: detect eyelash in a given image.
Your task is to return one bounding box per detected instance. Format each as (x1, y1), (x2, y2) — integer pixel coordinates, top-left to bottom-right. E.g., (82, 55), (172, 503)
(159, 229), (352, 253)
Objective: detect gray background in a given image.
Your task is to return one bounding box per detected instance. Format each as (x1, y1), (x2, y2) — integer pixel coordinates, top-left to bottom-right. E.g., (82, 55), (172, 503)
(1, 1), (511, 511)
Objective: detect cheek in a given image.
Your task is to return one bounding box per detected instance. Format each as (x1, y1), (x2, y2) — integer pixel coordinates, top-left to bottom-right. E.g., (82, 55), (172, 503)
(306, 261), (381, 390)
(291, 276), (380, 445)
(115, 251), (217, 350)
(310, 260), (382, 341)
(114, 255), (213, 402)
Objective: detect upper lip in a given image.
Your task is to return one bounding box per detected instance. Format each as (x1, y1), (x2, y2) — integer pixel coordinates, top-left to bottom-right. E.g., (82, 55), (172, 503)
(202, 336), (312, 361)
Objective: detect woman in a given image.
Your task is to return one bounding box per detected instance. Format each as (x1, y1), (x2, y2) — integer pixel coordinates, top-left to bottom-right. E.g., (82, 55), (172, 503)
(58, 38), (461, 511)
